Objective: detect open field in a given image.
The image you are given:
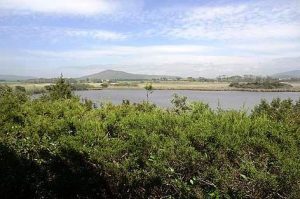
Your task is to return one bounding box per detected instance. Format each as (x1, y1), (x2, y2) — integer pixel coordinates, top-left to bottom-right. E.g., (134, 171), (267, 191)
(2, 83), (51, 89)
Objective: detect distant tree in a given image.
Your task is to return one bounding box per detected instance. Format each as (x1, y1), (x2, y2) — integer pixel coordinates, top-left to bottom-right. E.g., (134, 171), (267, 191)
(144, 83), (153, 102)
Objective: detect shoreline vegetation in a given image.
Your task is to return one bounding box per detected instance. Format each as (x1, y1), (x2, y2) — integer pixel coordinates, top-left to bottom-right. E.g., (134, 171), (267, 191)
(229, 81), (293, 90)
(1, 70), (300, 94)
(1, 81), (300, 94)
(1, 77), (300, 198)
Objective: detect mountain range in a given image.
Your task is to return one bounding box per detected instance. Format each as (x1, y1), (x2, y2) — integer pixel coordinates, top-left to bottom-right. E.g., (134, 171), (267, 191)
(1, 69), (300, 81)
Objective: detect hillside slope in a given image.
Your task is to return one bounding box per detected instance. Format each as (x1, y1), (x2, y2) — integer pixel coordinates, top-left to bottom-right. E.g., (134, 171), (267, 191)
(0, 75), (36, 81)
(272, 70), (300, 79)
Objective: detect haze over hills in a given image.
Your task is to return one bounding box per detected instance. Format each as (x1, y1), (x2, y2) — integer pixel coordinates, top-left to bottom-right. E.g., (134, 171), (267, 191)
(79, 69), (180, 80)
(0, 75), (36, 81)
(272, 70), (300, 79)
(1, 69), (300, 81)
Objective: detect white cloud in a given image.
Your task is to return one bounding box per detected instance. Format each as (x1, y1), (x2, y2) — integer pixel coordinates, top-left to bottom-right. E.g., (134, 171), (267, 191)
(168, 23), (300, 41)
(0, 26), (127, 41)
(231, 42), (300, 54)
(65, 29), (127, 40)
(183, 5), (247, 21)
(24, 45), (216, 59)
(155, 1), (300, 41)
(0, 0), (119, 15)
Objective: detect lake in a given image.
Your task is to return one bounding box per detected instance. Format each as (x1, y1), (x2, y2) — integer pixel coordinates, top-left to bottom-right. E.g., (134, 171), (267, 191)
(75, 89), (300, 110)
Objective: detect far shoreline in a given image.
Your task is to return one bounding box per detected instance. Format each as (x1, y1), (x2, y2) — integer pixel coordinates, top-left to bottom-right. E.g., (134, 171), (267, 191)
(103, 87), (300, 92)
(2, 81), (300, 93)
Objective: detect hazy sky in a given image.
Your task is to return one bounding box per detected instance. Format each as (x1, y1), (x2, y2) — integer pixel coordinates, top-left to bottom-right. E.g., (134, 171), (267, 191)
(0, 0), (300, 78)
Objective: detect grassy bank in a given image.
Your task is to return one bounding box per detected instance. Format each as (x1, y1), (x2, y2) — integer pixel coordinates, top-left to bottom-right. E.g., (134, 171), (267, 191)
(0, 79), (300, 198)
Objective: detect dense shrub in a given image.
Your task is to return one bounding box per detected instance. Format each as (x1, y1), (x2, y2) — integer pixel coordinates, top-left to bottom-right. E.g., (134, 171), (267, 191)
(229, 82), (293, 89)
(0, 81), (299, 198)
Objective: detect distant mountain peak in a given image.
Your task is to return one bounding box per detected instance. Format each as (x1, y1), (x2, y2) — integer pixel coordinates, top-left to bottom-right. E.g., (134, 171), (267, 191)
(102, 69), (120, 72)
(79, 69), (180, 80)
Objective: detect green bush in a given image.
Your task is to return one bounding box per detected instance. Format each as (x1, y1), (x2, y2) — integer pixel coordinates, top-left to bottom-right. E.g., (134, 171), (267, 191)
(0, 80), (299, 198)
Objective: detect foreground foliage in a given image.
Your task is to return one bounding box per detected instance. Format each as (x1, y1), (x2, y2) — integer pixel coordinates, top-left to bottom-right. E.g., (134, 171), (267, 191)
(0, 81), (300, 199)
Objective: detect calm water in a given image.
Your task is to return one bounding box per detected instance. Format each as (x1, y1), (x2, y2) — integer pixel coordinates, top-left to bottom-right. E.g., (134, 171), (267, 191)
(75, 89), (300, 110)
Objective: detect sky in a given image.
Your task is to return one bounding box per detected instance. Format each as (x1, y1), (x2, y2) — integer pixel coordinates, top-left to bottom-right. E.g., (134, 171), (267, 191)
(0, 0), (300, 78)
